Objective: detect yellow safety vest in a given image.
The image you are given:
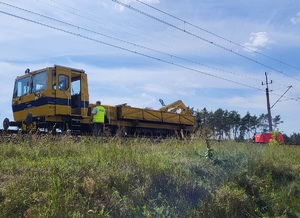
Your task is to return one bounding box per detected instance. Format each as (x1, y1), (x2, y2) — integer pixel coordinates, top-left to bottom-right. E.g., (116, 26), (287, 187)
(93, 105), (105, 123)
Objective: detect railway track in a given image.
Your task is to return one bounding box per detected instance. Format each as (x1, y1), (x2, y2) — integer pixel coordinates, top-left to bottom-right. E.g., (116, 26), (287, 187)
(0, 127), (186, 144)
(0, 129), (20, 134)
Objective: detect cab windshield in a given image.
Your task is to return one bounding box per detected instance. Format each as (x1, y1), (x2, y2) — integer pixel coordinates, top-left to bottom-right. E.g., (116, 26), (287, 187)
(13, 70), (48, 98)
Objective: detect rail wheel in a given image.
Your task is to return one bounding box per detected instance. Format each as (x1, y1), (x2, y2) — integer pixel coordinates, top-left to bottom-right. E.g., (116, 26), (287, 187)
(3, 118), (10, 130)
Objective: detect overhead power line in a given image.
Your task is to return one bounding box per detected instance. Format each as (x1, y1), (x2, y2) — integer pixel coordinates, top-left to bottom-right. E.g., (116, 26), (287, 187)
(111, 0), (300, 82)
(0, 1), (261, 84)
(135, 0), (300, 72)
(30, 0), (300, 101)
(271, 85), (292, 109)
(33, 0), (167, 48)
(0, 10), (264, 92)
(30, 0), (300, 93)
(0, 2), (298, 103)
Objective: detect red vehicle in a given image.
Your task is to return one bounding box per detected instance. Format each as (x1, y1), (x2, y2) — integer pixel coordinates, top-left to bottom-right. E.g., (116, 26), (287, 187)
(254, 133), (284, 144)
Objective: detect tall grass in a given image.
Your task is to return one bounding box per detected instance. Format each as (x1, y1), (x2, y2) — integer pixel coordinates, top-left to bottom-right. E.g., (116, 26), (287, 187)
(0, 134), (299, 217)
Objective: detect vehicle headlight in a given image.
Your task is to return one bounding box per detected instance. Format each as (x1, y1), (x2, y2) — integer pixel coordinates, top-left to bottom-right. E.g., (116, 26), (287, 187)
(35, 92), (42, 99)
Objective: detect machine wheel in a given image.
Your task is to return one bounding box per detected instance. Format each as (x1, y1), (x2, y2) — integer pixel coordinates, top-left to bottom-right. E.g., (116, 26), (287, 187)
(25, 113), (33, 126)
(3, 118), (10, 130)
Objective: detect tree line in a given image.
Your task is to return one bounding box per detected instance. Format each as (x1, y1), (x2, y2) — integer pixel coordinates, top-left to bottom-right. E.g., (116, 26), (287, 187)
(191, 107), (300, 144)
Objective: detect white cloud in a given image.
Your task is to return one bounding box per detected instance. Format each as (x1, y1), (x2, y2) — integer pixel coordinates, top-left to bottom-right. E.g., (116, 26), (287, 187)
(291, 12), (300, 24)
(243, 32), (275, 52)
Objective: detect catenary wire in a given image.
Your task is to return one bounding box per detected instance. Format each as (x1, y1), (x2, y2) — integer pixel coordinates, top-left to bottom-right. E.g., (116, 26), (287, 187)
(0, 10), (265, 92)
(33, 0), (300, 93)
(0, 1), (262, 86)
(0, 2), (298, 103)
(33, 0), (211, 67)
(135, 0), (300, 72)
(33, 0), (168, 48)
(134, 0), (300, 100)
(6, 0), (295, 93)
(111, 0), (300, 82)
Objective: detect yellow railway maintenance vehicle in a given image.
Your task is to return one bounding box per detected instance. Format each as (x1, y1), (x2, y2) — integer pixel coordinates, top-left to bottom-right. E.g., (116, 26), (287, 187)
(3, 65), (195, 136)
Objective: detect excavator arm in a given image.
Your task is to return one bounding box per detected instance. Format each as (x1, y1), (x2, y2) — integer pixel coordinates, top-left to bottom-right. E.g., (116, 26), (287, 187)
(159, 100), (192, 115)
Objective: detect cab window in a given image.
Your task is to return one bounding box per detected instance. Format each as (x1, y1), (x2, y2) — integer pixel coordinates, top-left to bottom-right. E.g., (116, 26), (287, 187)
(32, 70), (48, 93)
(13, 76), (30, 98)
(58, 75), (69, 91)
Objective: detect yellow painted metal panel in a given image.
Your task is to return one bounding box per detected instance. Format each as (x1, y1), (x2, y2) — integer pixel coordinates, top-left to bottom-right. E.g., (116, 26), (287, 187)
(180, 114), (195, 125)
(162, 112), (180, 123)
(13, 104), (55, 121)
(121, 107), (143, 119)
(143, 109), (162, 121)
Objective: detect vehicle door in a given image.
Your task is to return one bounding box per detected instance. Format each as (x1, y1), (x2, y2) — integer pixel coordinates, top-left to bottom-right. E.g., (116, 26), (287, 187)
(52, 68), (71, 115)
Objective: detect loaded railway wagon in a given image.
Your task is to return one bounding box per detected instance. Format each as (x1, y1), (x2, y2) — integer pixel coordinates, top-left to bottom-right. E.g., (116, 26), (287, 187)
(3, 65), (195, 135)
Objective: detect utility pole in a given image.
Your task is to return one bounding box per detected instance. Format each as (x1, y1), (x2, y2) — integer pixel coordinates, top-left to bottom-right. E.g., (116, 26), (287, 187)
(262, 72), (273, 132)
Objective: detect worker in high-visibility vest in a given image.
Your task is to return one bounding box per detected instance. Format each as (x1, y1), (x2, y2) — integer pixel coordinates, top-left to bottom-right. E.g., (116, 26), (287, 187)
(91, 100), (106, 136)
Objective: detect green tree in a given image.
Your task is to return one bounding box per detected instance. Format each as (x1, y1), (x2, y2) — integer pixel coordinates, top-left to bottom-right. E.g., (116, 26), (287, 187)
(288, 133), (300, 145)
(272, 115), (283, 129)
(227, 110), (241, 140)
(196, 107), (284, 142)
(257, 113), (269, 132)
(213, 108), (228, 140)
(239, 112), (258, 139)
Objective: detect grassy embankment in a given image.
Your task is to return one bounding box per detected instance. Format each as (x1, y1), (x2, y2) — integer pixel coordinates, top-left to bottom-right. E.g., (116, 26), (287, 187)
(0, 134), (299, 218)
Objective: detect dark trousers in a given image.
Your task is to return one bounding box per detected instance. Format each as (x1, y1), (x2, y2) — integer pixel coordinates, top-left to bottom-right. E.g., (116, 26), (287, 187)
(93, 122), (104, 136)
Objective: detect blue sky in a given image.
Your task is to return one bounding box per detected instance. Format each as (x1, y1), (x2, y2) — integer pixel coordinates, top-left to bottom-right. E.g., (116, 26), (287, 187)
(0, 0), (300, 136)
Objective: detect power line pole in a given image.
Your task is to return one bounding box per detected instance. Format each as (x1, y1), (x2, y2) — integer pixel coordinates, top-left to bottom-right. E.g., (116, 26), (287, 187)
(262, 72), (273, 132)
